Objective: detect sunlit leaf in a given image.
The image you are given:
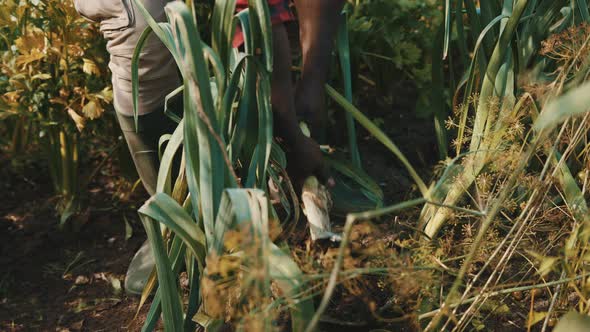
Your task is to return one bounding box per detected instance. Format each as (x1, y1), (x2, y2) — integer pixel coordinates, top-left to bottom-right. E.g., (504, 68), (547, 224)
(528, 311), (548, 328)
(67, 108), (86, 132)
(82, 58), (101, 76)
(95, 87), (113, 103)
(31, 73), (52, 80)
(15, 49), (45, 67)
(81, 100), (104, 120)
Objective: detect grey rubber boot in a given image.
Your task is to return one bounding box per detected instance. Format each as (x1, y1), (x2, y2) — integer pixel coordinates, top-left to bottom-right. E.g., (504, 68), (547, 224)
(124, 240), (155, 295)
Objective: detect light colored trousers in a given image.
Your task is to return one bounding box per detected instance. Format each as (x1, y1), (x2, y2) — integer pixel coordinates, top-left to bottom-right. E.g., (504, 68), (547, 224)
(75, 0), (181, 194)
(74, 0), (180, 116)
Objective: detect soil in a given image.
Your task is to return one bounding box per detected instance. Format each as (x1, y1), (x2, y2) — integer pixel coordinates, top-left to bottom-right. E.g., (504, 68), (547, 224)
(0, 154), (160, 332)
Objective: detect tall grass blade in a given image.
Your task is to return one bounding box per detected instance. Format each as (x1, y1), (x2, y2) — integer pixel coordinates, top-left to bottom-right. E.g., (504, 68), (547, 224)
(576, 0), (590, 22)
(443, 0), (451, 59)
(141, 236), (187, 332)
(325, 84), (428, 196)
(141, 217), (184, 331)
(212, 0), (238, 70)
(256, 69), (273, 189)
(469, 0), (527, 153)
(325, 156), (383, 205)
(164, 86), (184, 124)
(432, 26), (448, 160)
(248, 0), (273, 72)
(336, 13), (361, 168)
(157, 120), (185, 194)
(131, 26), (154, 129)
(139, 193), (207, 267)
(454, 14), (508, 155)
(454, 0), (469, 67)
(167, 1), (229, 245)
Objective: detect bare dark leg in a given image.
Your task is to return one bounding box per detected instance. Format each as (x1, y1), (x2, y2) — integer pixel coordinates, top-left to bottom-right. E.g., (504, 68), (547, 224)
(271, 24), (300, 145)
(294, 0), (346, 141)
(271, 24), (327, 190)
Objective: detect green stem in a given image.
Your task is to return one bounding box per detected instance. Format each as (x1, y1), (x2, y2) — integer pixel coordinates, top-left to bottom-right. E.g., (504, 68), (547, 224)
(326, 84), (428, 196)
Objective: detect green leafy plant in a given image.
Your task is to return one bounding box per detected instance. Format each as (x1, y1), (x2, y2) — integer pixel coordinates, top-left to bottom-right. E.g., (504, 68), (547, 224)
(345, 0), (446, 158)
(346, 0), (442, 108)
(0, 0), (112, 224)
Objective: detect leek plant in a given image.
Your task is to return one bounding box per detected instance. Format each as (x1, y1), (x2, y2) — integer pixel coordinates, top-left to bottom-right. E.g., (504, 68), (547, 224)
(130, 0), (395, 327)
(131, 1), (318, 330)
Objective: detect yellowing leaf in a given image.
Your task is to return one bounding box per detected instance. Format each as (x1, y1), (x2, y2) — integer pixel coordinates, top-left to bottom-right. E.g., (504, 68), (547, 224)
(68, 44), (84, 57)
(0, 8), (13, 26)
(15, 48), (45, 67)
(3, 90), (21, 103)
(538, 256), (559, 277)
(527, 250), (560, 277)
(15, 31), (45, 53)
(528, 311), (548, 328)
(14, 31), (46, 67)
(95, 87), (113, 103)
(82, 58), (100, 76)
(31, 73), (52, 80)
(49, 97), (68, 106)
(68, 108), (86, 132)
(81, 100), (104, 120)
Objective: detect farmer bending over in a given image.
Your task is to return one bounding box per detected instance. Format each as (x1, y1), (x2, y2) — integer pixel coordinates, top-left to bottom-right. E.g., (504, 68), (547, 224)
(74, 0), (344, 294)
